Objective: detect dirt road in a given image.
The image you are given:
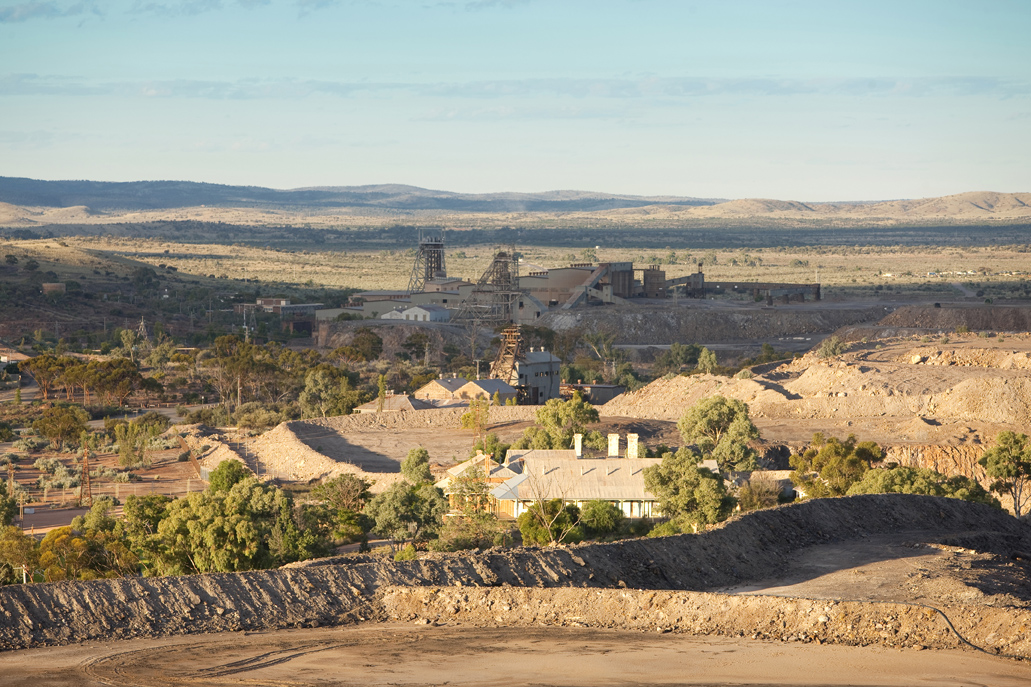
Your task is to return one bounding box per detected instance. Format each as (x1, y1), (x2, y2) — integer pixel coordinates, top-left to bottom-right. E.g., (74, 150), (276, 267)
(3, 624), (1029, 687)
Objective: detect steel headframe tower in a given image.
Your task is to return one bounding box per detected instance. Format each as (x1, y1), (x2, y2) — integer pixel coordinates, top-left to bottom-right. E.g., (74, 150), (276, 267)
(489, 325), (522, 386)
(406, 228), (447, 294)
(454, 245), (521, 326)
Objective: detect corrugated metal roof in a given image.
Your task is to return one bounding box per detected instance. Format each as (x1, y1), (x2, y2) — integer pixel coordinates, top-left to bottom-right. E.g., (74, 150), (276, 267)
(421, 378), (467, 393)
(463, 379), (516, 395)
(354, 395), (434, 412)
(521, 351), (560, 364)
(492, 457), (662, 501)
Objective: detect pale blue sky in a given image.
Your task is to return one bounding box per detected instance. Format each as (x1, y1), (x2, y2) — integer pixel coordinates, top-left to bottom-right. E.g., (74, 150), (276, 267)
(1, 0), (1029, 200)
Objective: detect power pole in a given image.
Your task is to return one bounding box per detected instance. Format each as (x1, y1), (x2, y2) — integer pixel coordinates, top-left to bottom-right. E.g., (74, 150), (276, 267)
(78, 445), (93, 508)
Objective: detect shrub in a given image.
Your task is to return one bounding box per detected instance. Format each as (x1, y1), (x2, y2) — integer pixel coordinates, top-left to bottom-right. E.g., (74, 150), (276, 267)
(394, 543), (418, 561)
(817, 336), (847, 358)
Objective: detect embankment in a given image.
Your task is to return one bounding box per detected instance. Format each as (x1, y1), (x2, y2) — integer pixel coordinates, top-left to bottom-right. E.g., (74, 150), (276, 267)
(2, 495), (1028, 651)
(384, 587), (1031, 656)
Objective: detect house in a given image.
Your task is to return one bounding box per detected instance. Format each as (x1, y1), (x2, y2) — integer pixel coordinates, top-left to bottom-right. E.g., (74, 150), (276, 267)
(437, 434), (663, 520)
(380, 308), (407, 320)
(402, 304), (451, 322)
(490, 450), (664, 519)
(434, 451), (524, 515)
(414, 377), (517, 403)
(353, 393), (435, 414)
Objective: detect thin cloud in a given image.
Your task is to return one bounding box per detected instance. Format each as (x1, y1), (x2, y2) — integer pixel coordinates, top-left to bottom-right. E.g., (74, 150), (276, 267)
(128, 0), (268, 16)
(3, 74), (1029, 100)
(0, 0), (101, 22)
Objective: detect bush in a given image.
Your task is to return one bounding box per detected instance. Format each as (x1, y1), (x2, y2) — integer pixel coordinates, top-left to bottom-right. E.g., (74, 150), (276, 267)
(817, 336), (847, 358)
(647, 520), (682, 538)
(579, 500), (627, 538)
(394, 543), (418, 561)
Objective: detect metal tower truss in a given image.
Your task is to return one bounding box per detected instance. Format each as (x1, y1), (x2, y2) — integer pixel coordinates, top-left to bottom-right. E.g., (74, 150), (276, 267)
(489, 325), (522, 386)
(453, 245), (522, 326)
(406, 228), (447, 294)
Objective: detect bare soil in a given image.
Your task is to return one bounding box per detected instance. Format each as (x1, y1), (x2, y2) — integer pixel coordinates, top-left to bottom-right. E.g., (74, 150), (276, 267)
(3, 624), (1031, 687)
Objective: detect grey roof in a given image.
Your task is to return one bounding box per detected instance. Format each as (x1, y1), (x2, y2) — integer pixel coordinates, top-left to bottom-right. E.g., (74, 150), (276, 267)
(354, 395), (434, 412)
(520, 350), (560, 365)
(505, 448), (579, 462)
(406, 304), (449, 312)
(491, 456), (662, 501)
(464, 379), (516, 395)
(422, 377), (468, 393)
(437, 454), (522, 492)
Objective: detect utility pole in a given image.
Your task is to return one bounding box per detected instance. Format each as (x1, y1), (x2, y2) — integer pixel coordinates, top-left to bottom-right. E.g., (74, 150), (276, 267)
(78, 445), (93, 508)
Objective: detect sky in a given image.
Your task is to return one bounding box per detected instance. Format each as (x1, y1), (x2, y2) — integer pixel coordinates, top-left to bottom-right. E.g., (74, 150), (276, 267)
(1, 0), (1029, 200)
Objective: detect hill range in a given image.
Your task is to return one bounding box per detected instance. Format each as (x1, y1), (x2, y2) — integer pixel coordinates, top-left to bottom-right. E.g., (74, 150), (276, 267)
(0, 176), (1028, 228)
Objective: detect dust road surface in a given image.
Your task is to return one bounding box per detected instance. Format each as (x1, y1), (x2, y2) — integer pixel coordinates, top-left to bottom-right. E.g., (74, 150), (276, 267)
(3, 624), (1030, 687)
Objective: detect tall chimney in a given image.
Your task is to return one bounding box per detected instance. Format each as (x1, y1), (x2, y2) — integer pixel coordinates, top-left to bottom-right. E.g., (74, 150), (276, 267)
(573, 433), (583, 458)
(607, 433), (620, 458)
(627, 433), (639, 460)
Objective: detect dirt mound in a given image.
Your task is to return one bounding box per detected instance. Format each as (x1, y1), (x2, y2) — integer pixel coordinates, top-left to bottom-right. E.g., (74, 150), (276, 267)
(601, 374), (786, 420)
(244, 407), (537, 486)
(904, 346), (1031, 369)
(2, 495), (1027, 651)
(880, 306), (1031, 332)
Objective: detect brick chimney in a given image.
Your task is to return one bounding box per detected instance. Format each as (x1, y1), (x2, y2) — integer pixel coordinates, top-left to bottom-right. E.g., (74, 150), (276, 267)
(607, 433), (620, 458)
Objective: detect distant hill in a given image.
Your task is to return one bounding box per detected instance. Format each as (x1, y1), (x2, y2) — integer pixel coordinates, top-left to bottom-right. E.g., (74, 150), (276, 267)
(611, 191), (1031, 221)
(0, 177), (720, 213)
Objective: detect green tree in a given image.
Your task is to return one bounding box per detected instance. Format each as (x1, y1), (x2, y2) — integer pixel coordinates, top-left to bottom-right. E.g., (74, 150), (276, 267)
(0, 481), (16, 527)
(517, 499), (583, 546)
(643, 447), (734, 529)
(32, 405), (90, 446)
(979, 431), (1031, 516)
(155, 476), (304, 574)
(311, 474), (372, 544)
(364, 481), (446, 549)
(677, 396), (759, 472)
(846, 464), (999, 507)
(298, 365), (362, 418)
(512, 392), (599, 450)
(790, 433), (881, 498)
(695, 347), (718, 374)
(121, 494), (173, 571)
(401, 447), (433, 484)
(207, 459), (251, 494)
(653, 342), (702, 375)
(114, 420), (157, 467)
(376, 374), (387, 412)
(21, 353), (62, 400)
(351, 328), (384, 361)
(430, 471), (510, 552)
(579, 500), (627, 538)
(0, 525), (39, 584)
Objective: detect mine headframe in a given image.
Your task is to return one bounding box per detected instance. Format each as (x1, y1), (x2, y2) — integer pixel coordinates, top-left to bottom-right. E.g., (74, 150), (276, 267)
(406, 228), (448, 294)
(489, 325), (523, 387)
(453, 245), (522, 326)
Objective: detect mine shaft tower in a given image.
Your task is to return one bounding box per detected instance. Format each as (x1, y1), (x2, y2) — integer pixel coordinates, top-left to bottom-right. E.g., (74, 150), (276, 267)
(406, 229), (447, 294)
(489, 325), (523, 386)
(453, 245), (522, 325)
